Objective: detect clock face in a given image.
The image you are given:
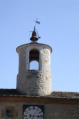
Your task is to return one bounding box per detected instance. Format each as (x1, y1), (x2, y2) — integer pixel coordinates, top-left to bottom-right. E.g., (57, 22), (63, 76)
(23, 105), (44, 119)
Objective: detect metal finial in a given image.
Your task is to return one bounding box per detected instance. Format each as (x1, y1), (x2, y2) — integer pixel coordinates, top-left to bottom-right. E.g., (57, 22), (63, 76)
(30, 21), (40, 42)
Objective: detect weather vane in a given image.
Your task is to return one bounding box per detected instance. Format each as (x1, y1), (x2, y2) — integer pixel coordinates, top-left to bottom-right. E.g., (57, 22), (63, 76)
(30, 20), (40, 42)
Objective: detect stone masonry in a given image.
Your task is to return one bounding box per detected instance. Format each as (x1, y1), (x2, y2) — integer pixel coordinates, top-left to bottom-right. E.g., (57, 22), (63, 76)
(16, 42), (52, 96)
(0, 96), (79, 119)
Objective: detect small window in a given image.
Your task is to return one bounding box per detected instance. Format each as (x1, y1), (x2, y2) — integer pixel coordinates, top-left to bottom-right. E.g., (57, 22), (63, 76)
(5, 107), (15, 119)
(29, 49), (39, 70)
(1, 107), (18, 119)
(6, 109), (14, 118)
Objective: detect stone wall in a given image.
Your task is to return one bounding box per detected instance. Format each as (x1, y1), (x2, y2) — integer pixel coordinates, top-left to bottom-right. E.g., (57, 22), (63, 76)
(0, 98), (79, 119)
(16, 43), (52, 96)
(17, 70), (52, 96)
(45, 104), (79, 119)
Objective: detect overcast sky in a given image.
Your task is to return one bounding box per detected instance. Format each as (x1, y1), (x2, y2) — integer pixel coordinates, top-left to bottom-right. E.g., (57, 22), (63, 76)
(0, 0), (79, 92)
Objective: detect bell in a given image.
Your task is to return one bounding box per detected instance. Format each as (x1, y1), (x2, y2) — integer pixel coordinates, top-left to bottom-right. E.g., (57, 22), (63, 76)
(30, 26), (39, 42)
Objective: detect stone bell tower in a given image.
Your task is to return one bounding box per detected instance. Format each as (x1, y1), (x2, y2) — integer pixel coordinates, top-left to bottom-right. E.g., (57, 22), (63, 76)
(16, 26), (52, 96)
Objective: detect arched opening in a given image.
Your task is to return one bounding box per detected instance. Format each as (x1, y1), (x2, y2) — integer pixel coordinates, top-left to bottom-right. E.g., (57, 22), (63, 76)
(30, 61), (39, 70)
(29, 49), (39, 70)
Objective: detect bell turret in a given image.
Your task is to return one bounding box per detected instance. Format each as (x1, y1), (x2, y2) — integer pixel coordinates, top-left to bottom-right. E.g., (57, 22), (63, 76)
(30, 26), (39, 42)
(16, 25), (52, 96)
